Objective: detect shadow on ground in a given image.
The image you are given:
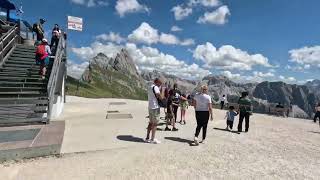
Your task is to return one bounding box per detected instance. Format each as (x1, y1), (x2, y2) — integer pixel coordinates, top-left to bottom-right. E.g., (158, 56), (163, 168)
(309, 131), (320, 134)
(117, 135), (145, 143)
(213, 128), (240, 134)
(165, 137), (193, 144)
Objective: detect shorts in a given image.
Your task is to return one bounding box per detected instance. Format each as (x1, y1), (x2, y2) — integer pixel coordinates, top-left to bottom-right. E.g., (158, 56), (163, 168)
(36, 57), (50, 66)
(149, 108), (160, 124)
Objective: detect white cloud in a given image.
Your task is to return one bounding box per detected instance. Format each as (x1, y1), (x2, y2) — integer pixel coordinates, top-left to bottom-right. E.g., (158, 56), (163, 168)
(67, 61), (89, 79)
(188, 0), (220, 7)
(180, 38), (195, 46)
(159, 33), (180, 45)
(171, 25), (183, 32)
(289, 46), (320, 67)
(128, 22), (195, 46)
(71, 42), (210, 79)
(221, 71), (241, 79)
(279, 75), (296, 83)
(171, 5), (193, 20)
(285, 64), (311, 72)
(128, 22), (159, 45)
(253, 71), (274, 78)
(197, 5), (230, 25)
(96, 32), (125, 44)
(72, 42), (122, 60)
(70, 0), (108, 7)
(193, 42), (272, 71)
(115, 0), (150, 17)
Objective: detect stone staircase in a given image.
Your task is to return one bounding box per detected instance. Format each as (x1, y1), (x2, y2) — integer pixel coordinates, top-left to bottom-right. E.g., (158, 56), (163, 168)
(0, 44), (50, 125)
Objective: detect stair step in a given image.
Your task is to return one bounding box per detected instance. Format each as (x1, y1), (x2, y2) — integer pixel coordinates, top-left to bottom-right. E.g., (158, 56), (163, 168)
(3, 64), (40, 68)
(0, 73), (42, 77)
(0, 91), (46, 95)
(13, 51), (35, 56)
(0, 71), (39, 76)
(0, 76), (47, 81)
(0, 87), (46, 91)
(11, 53), (35, 59)
(16, 45), (36, 50)
(0, 97), (48, 105)
(4, 60), (36, 65)
(8, 57), (35, 62)
(14, 48), (35, 52)
(0, 117), (48, 125)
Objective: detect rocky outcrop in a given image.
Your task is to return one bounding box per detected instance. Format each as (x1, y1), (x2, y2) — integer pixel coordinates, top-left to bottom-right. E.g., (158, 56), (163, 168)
(78, 49), (147, 100)
(140, 70), (198, 94)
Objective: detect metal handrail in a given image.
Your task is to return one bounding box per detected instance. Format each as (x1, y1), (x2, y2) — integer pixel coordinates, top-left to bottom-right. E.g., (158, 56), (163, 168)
(0, 25), (18, 66)
(47, 34), (66, 119)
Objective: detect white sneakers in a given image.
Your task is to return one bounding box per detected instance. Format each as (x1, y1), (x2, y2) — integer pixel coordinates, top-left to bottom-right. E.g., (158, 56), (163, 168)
(194, 137), (199, 145)
(145, 138), (161, 144)
(151, 139), (161, 144)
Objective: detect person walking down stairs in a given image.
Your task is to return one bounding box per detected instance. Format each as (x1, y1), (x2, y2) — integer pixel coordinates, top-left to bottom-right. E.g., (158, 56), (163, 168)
(35, 39), (51, 79)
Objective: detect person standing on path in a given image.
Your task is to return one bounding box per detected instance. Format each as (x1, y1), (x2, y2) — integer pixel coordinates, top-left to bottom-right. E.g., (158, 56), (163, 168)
(220, 94), (226, 110)
(237, 92), (253, 133)
(179, 94), (189, 125)
(225, 106), (238, 131)
(314, 102), (320, 124)
(145, 78), (164, 144)
(192, 85), (213, 145)
(169, 83), (182, 123)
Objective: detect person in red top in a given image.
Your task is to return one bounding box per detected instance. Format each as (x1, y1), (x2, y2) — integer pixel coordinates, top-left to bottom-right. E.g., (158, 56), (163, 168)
(35, 39), (51, 79)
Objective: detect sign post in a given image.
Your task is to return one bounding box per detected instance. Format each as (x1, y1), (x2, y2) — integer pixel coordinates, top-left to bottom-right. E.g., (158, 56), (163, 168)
(67, 16), (83, 32)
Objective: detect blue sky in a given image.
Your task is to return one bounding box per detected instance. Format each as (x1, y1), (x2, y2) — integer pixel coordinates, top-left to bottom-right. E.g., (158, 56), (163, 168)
(8, 0), (320, 83)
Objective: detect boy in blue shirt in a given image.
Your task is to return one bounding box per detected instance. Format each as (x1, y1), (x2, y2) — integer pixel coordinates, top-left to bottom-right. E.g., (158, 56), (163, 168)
(225, 106), (238, 131)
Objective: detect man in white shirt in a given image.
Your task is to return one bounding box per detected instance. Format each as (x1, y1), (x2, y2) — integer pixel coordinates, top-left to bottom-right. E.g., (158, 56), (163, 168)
(145, 78), (164, 144)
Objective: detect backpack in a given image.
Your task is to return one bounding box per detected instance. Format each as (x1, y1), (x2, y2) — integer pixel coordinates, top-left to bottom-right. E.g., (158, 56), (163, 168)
(152, 86), (167, 108)
(36, 45), (47, 60)
(32, 23), (38, 33)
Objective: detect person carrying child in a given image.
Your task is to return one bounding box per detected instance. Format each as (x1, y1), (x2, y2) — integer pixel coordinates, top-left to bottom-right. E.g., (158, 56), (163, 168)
(164, 90), (179, 131)
(225, 106), (238, 131)
(179, 94), (189, 125)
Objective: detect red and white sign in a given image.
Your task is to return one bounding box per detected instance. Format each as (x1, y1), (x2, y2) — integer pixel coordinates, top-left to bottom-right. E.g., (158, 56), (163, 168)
(67, 16), (83, 31)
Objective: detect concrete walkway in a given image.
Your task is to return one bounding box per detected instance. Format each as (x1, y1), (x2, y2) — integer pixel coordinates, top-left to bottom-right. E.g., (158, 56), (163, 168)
(0, 96), (320, 180)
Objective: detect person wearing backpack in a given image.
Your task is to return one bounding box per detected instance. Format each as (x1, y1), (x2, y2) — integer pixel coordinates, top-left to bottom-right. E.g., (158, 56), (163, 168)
(35, 39), (51, 79)
(33, 18), (46, 45)
(145, 78), (165, 144)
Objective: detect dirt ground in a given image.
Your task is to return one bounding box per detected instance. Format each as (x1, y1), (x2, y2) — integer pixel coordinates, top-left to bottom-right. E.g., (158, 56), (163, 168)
(0, 96), (319, 180)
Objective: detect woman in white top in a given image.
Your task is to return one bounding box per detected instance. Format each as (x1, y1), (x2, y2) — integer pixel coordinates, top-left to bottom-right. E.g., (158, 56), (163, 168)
(314, 102), (320, 124)
(192, 85), (213, 145)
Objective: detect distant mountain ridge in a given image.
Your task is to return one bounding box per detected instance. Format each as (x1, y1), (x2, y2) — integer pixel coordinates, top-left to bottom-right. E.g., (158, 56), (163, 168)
(66, 48), (320, 119)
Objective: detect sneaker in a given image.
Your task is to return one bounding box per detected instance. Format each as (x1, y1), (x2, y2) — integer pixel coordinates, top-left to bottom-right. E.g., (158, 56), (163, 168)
(179, 120), (183, 124)
(183, 121), (186, 125)
(172, 127), (178, 131)
(194, 137), (199, 145)
(200, 140), (206, 144)
(164, 127), (171, 131)
(151, 139), (161, 144)
(144, 138), (151, 143)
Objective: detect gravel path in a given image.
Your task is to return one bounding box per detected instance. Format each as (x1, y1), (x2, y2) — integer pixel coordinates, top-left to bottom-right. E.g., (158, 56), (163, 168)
(0, 97), (319, 180)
